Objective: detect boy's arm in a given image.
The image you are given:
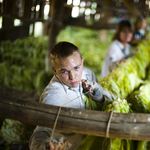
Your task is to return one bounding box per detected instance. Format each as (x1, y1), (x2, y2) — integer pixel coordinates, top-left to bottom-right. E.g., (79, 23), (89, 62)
(29, 127), (71, 150)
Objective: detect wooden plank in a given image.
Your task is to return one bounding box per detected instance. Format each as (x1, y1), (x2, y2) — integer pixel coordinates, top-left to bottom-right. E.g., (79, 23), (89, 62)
(63, 19), (116, 30)
(0, 14), (46, 23)
(0, 98), (150, 141)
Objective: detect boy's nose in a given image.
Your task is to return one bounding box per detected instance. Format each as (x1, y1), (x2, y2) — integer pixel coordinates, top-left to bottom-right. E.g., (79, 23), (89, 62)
(69, 71), (75, 80)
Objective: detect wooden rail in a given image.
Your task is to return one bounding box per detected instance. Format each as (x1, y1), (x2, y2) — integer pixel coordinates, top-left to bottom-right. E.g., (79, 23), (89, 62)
(0, 98), (150, 141)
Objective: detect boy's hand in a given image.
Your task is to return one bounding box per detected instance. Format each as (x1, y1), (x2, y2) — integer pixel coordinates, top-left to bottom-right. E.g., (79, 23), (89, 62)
(81, 79), (103, 102)
(82, 79), (93, 93)
(46, 140), (69, 150)
(120, 58), (126, 64)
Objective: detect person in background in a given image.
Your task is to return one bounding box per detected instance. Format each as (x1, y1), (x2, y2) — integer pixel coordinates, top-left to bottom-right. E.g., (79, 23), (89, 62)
(101, 20), (134, 78)
(29, 41), (112, 150)
(130, 17), (147, 46)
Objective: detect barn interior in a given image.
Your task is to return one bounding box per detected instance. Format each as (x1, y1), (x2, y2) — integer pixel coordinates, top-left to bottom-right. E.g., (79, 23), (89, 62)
(1, 0), (150, 150)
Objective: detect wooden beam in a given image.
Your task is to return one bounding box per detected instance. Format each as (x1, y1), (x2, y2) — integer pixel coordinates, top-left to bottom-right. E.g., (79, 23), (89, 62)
(63, 19), (116, 30)
(123, 0), (142, 18)
(1, 98), (150, 141)
(0, 14), (46, 23)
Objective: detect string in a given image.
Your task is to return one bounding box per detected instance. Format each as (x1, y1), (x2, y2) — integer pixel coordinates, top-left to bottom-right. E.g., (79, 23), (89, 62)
(106, 111), (114, 138)
(102, 110), (114, 150)
(50, 91), (89, 140)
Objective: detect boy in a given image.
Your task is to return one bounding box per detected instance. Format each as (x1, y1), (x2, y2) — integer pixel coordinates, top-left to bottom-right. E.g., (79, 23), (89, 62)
(29, 41), (111, 150)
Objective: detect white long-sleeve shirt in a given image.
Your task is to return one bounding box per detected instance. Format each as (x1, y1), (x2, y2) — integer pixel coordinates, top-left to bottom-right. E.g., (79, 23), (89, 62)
(39, 67), (98, 108)
(101, 40), (131, 78)
(29, 67), (100, 150)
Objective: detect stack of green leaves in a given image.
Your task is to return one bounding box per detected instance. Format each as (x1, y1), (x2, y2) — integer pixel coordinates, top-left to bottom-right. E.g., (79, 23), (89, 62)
(77, 98), (133, 150)
(127, 81), (150, 113)
(102, 98), (133, 150)
(127, 82), (150, 150)
(0, 36), (54, 93)
(0, 119), (35, 144)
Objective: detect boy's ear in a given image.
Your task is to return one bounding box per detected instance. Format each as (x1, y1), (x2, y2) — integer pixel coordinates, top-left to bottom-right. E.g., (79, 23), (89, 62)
(82, 57), (84, 64)
(52, 67), (56, 74)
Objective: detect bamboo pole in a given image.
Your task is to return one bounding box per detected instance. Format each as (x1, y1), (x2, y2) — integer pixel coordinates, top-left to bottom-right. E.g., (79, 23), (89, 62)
(0, 98), (150, 141)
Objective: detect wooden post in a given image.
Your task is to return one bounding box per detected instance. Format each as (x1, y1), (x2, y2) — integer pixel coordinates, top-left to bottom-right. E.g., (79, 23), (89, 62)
(23, 0), (32, 21)
(31, 0), (37, 36)
(2, 0), (16, 27)
(23, 0), (33, 36)
(39, 1), (45, 19)
(45, 0), (65, 71)
(1, 98), (150, 141)
(99, 29), (107, 42)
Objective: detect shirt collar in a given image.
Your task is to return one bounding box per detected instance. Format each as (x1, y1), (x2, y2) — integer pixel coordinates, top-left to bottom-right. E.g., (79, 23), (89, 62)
(115, 40), (125, 50)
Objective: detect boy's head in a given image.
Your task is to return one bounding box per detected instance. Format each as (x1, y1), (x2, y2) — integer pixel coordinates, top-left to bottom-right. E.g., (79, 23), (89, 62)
(50, 41), (82, 66)
(50, 41), (84, 88)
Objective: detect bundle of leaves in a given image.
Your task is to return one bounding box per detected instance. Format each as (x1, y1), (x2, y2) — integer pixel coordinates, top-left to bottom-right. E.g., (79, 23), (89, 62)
(102, 98), (133, 150)
(126, 81), (150, 150)
(0, 119), (35, 145)
(77, 98), (133, 150)
(127, 81), (150, 113)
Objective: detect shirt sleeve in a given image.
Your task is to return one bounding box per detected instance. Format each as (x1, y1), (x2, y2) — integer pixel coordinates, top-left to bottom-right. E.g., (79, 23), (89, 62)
(29, 126), (83, 150)
(29, 126), (70, 150)
(39, 85), (65, 107)
(109, 44), (122, 63)
(83, 67), (98, 82)
(107, 42), (124, 72)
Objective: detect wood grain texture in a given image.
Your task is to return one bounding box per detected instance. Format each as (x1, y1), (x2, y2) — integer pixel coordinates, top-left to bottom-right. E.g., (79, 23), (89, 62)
(0, 98), (150, 141)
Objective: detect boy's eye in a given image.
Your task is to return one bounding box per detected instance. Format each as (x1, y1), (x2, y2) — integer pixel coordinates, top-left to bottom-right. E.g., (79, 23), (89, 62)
(75, 67), (79, 70)
(61, 70), (68, 73)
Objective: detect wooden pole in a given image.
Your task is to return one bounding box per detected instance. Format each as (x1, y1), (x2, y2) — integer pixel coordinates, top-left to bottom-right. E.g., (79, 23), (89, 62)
(2, 0), (16, 27)
(45, 0), (65, 71)
(0, 98), (150, 141)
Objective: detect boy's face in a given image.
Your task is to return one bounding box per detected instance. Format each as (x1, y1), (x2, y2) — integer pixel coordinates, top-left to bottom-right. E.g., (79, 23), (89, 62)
(52, 52), (84, 88)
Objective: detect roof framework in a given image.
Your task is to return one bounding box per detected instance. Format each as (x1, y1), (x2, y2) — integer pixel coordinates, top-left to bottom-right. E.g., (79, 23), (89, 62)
(0, 0), (150, 69)
(0, 0), (149, 31)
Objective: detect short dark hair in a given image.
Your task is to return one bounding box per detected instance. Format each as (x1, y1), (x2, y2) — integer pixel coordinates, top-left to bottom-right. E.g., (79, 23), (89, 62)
(112, 20), (134, 41)
(50, 41), (82, 64)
